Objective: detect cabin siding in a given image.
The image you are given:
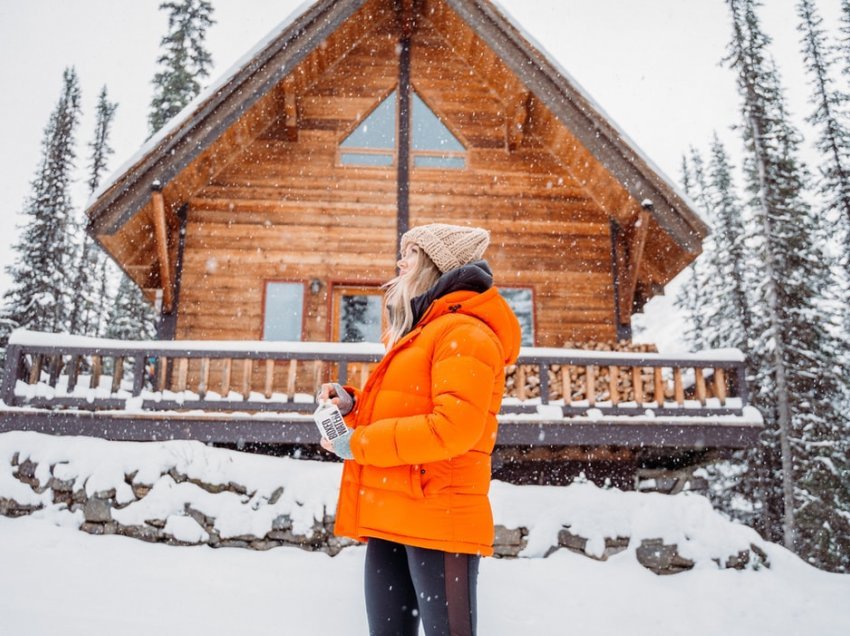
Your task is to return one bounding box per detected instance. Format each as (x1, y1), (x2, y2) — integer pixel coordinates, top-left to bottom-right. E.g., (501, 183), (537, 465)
(167, 3), (616, 347)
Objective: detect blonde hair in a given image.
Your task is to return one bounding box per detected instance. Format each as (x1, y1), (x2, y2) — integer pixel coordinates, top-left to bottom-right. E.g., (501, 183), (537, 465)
(383, 245), (441, 348)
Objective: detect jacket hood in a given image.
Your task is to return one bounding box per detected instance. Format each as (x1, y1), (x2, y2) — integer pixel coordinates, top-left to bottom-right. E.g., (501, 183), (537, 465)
(412, 264), (522, 366)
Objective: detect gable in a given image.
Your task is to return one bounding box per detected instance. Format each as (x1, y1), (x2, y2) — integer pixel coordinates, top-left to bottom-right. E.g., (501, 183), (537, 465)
(86, 0), (707, 322)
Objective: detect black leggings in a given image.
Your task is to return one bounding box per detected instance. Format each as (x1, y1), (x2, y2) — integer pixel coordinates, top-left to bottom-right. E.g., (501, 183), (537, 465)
(364, 537), (480, 636)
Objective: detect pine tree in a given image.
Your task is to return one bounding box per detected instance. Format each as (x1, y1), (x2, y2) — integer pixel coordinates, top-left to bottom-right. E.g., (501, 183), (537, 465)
(726, 0), (850, 571)
(106, 276), (157, 341)
(148, 0), (215, 136)
(67, 86), (119, 337)
(0, 68), (82, 364)
(702, 135), (753, 354)
(674, 150), (713, 351)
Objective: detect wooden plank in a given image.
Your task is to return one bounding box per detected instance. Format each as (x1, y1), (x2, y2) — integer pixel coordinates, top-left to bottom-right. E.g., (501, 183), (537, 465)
(654, 367), (664, 407)
(150, 189), (174, 312)
(286, 359), (298, 400)
(695, 367), (707, 406)
(199, 357), (210, 399)
(264, 360), (275, 399)
(158, 356), (167, 391)
(516, 365), (527, 400)
(112, 357), (124, 394)
(312, 360), (324, 396)
(673, 368), (685, 406)
(91, 356), (102, 390)
(241, 359), (252, 399)
(608, 365), (619, 405)
(586, 365), (595, 407)
(28, 354), (43, 385)
(561, 366), (572, 405)
(632, 366), (643, 405)
(176, 357), (189, 392)
(221, 358), (232, 396)
(67, 355), (81, 393)
(714, 367), (727, 406)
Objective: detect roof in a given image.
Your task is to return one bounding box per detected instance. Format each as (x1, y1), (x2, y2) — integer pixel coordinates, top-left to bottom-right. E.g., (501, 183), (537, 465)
(85, 0), (708, 253)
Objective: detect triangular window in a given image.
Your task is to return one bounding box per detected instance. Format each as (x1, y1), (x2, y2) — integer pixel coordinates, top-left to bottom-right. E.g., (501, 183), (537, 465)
(340, 90), (396, 166)
(411, 93), (465, 169)
(339, 89), (465, 169)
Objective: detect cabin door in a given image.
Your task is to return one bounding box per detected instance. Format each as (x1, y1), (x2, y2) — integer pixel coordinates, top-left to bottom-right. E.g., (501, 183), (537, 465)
(331, 285), (384, 387)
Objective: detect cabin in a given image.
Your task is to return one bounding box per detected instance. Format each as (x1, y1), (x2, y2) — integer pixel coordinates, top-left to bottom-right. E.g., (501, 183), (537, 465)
(0, 0), (761, 489)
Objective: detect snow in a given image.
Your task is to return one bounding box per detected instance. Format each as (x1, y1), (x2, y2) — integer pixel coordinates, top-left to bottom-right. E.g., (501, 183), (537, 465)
(1, 432), (849, 634)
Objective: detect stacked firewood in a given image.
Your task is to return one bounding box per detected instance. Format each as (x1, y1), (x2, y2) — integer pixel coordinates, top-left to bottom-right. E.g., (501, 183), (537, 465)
(504, 341), (660, 403)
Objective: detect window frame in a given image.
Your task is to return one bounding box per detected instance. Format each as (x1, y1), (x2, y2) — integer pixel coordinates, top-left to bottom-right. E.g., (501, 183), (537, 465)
(335, 85), (468, 171)
(261, 280), (307, 342)
(499, 285), (537, 347)
(329, 283), (386, 344)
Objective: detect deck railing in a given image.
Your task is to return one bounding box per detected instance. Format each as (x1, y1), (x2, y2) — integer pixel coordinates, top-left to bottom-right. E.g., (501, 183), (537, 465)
(1, 332), (749, 420)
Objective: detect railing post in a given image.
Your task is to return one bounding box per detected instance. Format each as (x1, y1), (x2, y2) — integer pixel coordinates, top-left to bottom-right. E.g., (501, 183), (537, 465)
(133, 354), (146, 396)
(736, 361), (750, 408)
(539, 363), (549, 405)
(1, 345), (22, 406)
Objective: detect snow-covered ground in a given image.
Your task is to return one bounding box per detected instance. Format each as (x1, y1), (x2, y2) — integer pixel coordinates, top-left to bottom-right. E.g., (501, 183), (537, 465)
(2, 515), (849, 635)
(1, 432), (849, 635)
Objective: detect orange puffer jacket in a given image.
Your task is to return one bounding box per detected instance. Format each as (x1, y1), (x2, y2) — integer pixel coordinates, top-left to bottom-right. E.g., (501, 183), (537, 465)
(333, 286), (521, 556)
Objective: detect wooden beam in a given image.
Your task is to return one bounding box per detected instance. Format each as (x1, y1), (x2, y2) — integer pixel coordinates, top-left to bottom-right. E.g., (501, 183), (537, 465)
(506, 91), (531, 151)
(149, 188), (174, 313)
(283, 76), (299, 142)
(618, 208), (651, 325)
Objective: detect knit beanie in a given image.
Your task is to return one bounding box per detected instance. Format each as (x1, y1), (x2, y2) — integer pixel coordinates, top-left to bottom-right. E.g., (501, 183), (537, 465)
(400, 223), (491, 273)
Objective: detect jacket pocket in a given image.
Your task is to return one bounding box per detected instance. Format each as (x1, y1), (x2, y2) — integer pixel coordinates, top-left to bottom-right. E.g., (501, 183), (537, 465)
(360, 464), (424, 499)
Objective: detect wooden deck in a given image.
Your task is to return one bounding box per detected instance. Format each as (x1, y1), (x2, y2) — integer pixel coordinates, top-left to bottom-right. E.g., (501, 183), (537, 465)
(0, 332), (761, 448)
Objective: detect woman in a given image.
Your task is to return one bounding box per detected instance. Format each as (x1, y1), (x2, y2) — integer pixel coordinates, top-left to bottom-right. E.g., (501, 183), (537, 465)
(320, 223), (521, 636)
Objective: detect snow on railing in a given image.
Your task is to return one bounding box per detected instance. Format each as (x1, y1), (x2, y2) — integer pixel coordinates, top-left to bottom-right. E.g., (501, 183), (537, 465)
(2, 331), (749, 421)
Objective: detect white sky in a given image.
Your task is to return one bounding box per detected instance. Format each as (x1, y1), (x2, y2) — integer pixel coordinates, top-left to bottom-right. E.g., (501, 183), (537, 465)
(0, 0), (844, 345)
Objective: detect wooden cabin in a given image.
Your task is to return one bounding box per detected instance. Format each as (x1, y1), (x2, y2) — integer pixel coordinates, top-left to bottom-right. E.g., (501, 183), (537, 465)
(0, 0), (760, 489)
(86, 0), (707, 348)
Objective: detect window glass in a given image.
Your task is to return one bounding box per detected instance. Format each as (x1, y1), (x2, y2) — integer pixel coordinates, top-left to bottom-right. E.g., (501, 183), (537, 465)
(340, 90), (396, 150)
(339, 294), (383, 343)
(411, 93), (464, 152)
(500, 288), (534, 346)
(338, 89), (464, 169)
(413, 155), (466, 169)
(263, 282), (304, 341)
(340, 152), (393, 166)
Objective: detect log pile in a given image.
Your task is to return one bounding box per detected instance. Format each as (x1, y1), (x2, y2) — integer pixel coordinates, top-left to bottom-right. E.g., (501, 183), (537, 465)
(504, 341), (659, 403)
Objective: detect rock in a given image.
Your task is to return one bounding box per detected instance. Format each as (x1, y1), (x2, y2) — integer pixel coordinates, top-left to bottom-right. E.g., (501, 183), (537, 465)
(48, 477), (75, 492)
(80, 522), (117, 535)
(132, 484), (151, 499)
(250, 540), (279, 551)
(117, 525), (160, 543)
(14, 459), (41, 490)
(493, 525), (527, 557)
(636, 539), (694, 575)
(558, 528), (587, 553)
(0, 497), (42, 517)
(272, 514), (292, 531)
(268, 487), (284, 505)
(83, 497), (112, 523)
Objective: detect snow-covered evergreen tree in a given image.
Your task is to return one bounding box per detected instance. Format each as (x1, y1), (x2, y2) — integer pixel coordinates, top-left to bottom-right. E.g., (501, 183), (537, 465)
(68, 86), (119, 338)
(148, 0), (215, 136)
(0, 68), (82, 364)
(105, 276), (157, 341)
(674, 151), (712, 350)
(726, 0), (850, 572)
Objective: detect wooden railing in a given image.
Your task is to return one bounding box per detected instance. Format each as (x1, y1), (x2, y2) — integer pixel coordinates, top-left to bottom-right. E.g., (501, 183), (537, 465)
(1, 332), (749, 419)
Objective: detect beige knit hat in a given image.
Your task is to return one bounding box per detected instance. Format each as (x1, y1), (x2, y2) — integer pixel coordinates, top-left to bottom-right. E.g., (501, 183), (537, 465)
(400, 223), (490, 273)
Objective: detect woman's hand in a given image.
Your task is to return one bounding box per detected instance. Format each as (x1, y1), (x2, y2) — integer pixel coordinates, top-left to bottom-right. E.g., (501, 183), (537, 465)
(318, 382), (355, 416)
(320, 428), (355, 460)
